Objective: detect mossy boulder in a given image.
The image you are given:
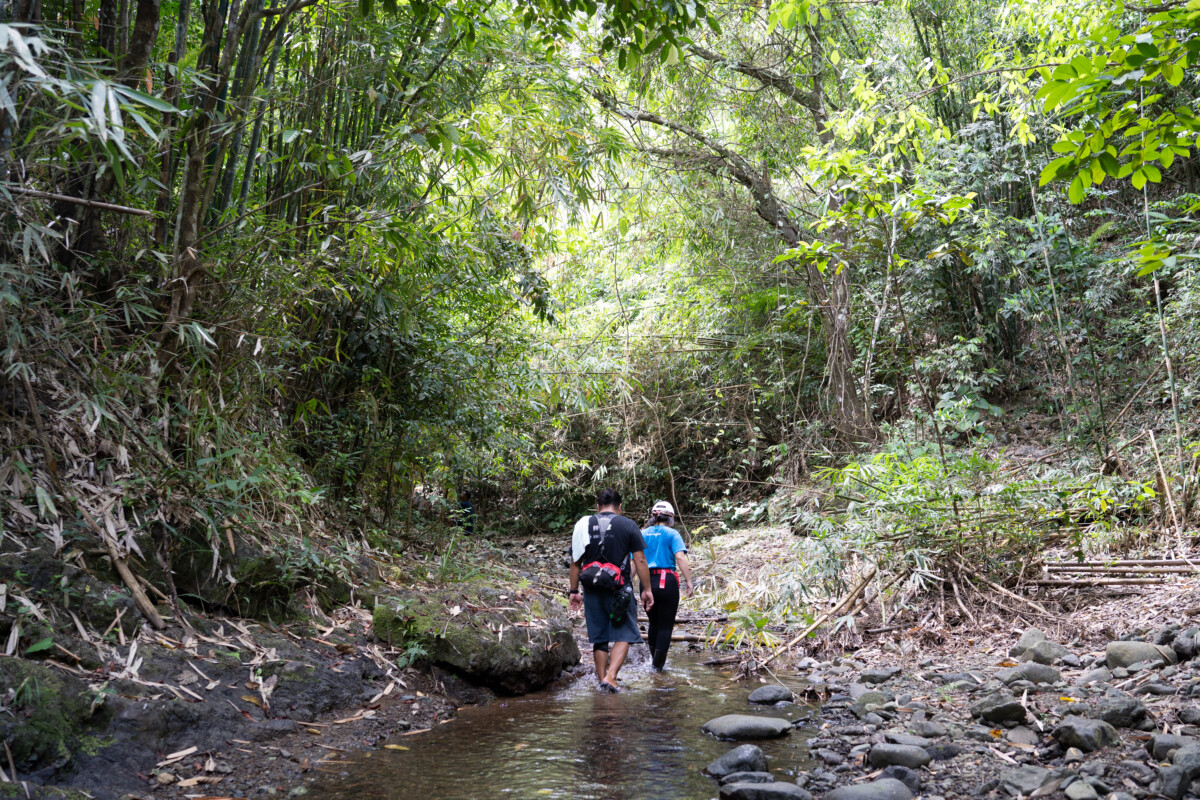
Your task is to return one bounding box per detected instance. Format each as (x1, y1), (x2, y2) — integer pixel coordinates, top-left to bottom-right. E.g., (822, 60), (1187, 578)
(0, 658), (100, 773)
(373, 587), (580, 695)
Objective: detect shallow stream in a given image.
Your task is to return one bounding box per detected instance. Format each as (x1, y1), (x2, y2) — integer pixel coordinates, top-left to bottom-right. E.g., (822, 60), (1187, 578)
(311, 651), (818, 799)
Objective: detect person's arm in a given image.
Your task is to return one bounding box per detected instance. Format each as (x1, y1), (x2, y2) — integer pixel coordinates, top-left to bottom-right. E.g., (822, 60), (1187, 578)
(676, 552), (694, 597)
(632, 551), (654, 611)
(569, 560), (582, 612)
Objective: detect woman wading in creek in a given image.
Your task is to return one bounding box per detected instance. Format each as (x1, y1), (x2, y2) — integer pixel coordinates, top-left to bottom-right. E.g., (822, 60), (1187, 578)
(641, 500), (694, 671)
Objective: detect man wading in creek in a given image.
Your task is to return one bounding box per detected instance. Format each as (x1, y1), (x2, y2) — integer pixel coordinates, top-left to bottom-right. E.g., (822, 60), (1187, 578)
(568, 488), (654, 693)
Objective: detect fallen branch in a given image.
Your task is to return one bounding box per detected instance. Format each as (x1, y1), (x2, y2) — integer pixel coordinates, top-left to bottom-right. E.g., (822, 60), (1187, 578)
(762, 564), (877, 666)
(954, 557), (1053, 617)
(3, 185), (156, 217)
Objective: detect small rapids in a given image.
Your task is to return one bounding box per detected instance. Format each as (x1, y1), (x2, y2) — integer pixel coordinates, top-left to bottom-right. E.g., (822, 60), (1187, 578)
(311, 651), (818, 799)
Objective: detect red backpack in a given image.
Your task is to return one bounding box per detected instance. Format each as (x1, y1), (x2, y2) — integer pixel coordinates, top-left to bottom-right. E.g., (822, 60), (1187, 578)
(579, 514), (627, 593)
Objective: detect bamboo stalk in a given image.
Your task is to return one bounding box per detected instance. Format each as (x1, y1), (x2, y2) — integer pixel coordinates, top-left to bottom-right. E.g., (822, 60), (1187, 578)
(3, 185), (156, 216)
(762, 565), (877, 666)
(1151, 429), (1185, 550)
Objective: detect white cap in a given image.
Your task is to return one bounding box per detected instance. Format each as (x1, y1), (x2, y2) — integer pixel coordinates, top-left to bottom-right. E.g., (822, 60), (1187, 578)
(651, 500), (675, 517)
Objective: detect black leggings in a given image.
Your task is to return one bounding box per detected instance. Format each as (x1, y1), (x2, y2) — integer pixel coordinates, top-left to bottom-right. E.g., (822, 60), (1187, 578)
(646, 570), (680, 655)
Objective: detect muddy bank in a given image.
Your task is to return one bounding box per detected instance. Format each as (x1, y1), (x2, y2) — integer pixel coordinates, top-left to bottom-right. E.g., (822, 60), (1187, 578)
(0, 545), (578, 800)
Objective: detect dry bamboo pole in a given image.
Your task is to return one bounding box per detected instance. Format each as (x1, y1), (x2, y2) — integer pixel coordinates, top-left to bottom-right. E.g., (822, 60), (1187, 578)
(847, 570), (908, 621)
(1046, 566), (1196, 574)
(1046, 559), (1196, 567)
(762, 565), (877, 666)
(1150, 429), (1185, 550)
(1034, 578), (1166, 586)
(950, 577), (978, 626)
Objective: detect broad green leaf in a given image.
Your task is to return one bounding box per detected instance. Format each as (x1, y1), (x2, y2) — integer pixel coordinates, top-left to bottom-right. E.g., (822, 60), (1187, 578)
(1068, 173), (1085, 203)
(25, 637), (53, 655)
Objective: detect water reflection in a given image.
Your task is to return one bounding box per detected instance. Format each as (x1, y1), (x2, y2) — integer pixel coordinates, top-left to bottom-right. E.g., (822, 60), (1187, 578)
(310, 654), (816, 800)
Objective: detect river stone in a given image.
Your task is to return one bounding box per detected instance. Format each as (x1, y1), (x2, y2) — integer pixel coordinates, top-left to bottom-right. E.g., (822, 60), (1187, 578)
(869, 744), (931, 769)
(1064, 779), (1099, 800)
(706, 744), (770, 777)
(1076, 667), (1112, 686)
(1148, 733), (1196, 761)
(1084, 694), (1148, 728)
(926, 742), (963, 761)
(1161, 745), (1200, 800)
(1010, 628), (1049, 657)
(850, 691), (892, 718)
(1001, 765), (1051, 796)
(860, 667), (902, 685)
(885, 733), (931, 747)
(1023, 639), (1072, 665)
(970, 691), (1027, 723)
(704, 715), (792, 740)
(878, 766), (921, 794)
(996, 663), (1061, 685)
(1007, 725), (1040, 745)
(720, 782), (812, 800)
(909, 720), (948, 738)
(825, 778), (914, 800)
(720, 772), (775, 785)
(1052, 715), (1119, 752)
(1180, 707), (1200, 725)
(1106, 641), (1177, 670)
(749, 685), (795, 705)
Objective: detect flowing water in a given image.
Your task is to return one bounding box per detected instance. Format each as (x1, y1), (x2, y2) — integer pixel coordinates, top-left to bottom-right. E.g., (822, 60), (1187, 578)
(311, 652), (818, 800)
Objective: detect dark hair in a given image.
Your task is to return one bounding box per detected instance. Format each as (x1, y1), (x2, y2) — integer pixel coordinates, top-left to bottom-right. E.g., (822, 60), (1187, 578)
(596, 488), (622, 508)
(645, 512), (674, 528)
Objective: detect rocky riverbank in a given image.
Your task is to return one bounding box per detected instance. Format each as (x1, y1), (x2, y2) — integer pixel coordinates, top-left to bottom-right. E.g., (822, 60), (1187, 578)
(699, 622), (1200, 800)
(0, 544), (579, 800)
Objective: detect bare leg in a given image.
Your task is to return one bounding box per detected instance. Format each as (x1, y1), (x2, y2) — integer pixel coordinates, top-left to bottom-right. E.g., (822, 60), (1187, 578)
(593, 648), (609, 681)
(602, 641), (630, 687)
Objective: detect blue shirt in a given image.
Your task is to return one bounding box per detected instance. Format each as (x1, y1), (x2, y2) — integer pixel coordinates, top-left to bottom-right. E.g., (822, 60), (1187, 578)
(641, 524), (687, 570)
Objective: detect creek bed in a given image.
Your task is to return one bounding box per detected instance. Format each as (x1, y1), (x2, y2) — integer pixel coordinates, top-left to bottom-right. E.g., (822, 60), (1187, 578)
(310, 651), (818, 799)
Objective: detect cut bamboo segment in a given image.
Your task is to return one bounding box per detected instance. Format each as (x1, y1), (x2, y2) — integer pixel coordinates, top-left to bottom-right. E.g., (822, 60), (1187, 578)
(1034, 578), (1167, 586)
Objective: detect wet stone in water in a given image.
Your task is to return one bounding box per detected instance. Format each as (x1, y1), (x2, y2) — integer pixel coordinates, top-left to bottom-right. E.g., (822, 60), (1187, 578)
(748, 685), (795, 704)
(706, 744), (770, 777)
(703, 715), (793, 740)
(824, 778), (914, 800)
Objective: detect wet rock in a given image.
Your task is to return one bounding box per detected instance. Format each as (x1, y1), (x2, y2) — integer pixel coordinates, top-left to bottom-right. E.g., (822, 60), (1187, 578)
(1105, 641), (1177, 670)
(1083, 694), (1148, 728)
(706, 744), (770, 777)
(869, 744), (931, 769)
(879, 766), (921, 794)
(815, 749), (845, 766)
(825, 778), (914, 800)
(996, 663), (1061, 685)
(703, 715), (792, 740)
(720, 772), (775, 785)
(1000, 765), (1051, 796)
(860, 667), (902, 685)
(749, 685), (795, 704)
(1052, 716), (1119, 752)
(970, 691), (1027, 723)
(720, 781), (813, 800)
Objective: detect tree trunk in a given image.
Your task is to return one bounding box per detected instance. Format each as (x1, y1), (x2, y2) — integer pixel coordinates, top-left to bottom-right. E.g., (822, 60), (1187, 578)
(120, 0), (162, 88)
